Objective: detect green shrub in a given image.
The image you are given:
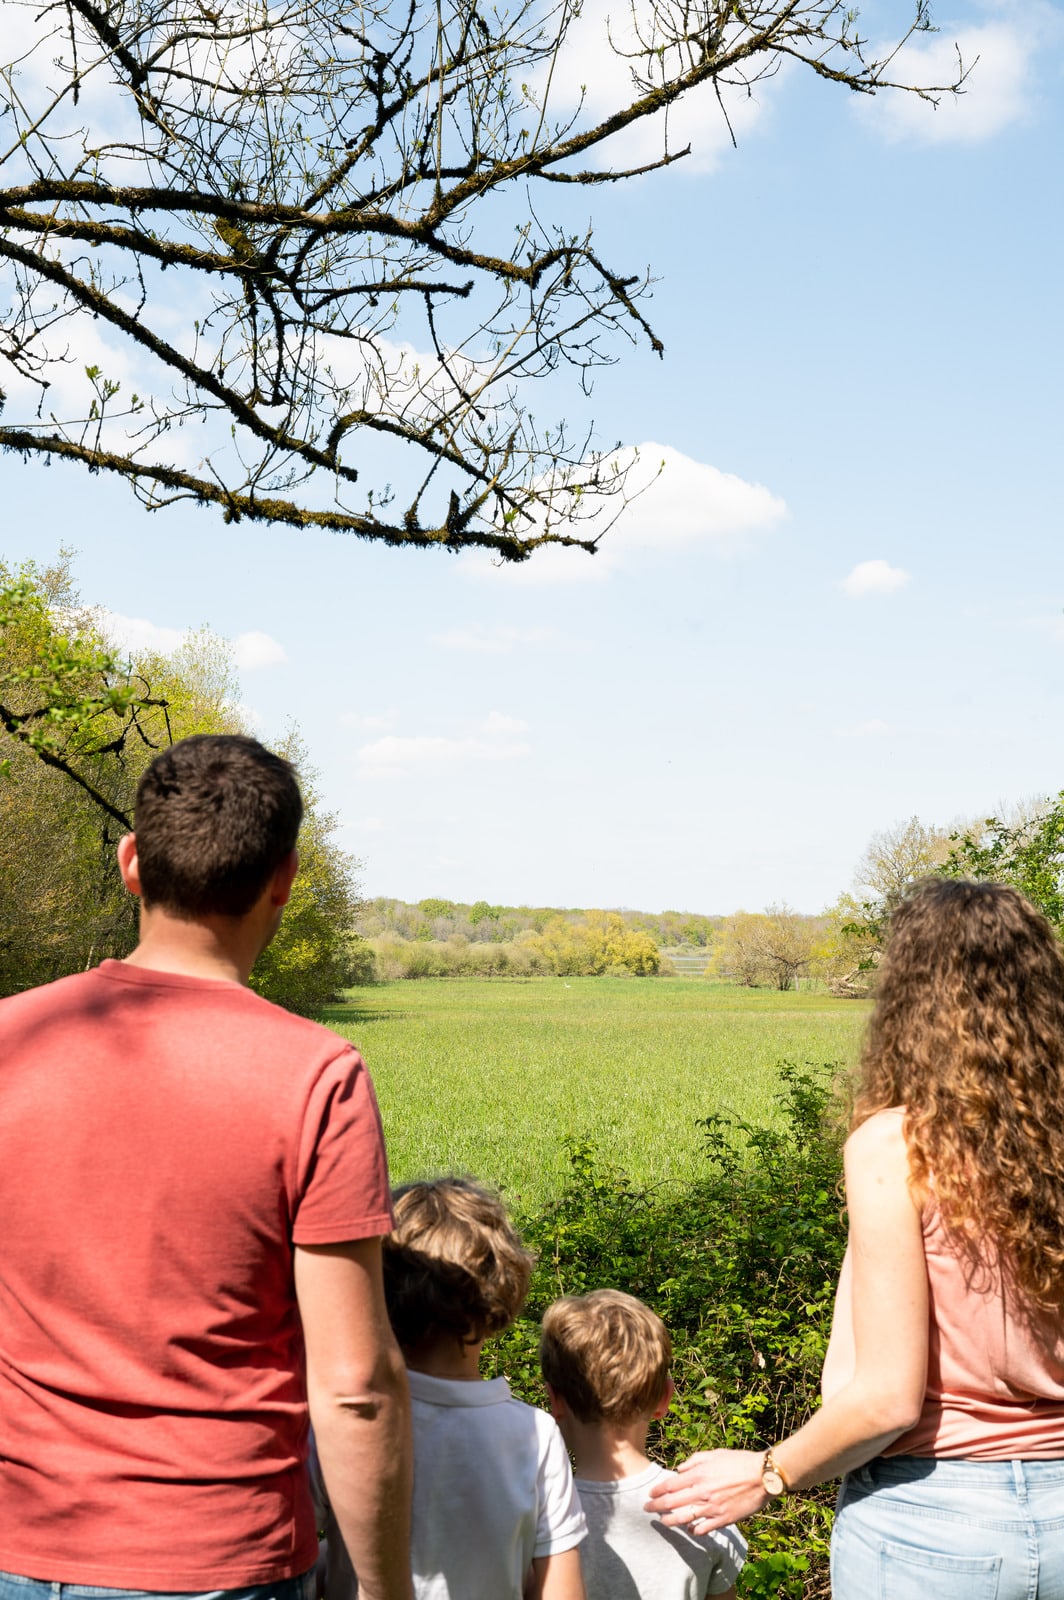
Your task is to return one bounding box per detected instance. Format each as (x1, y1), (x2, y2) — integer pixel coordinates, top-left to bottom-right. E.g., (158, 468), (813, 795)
(488, 1061), (846, 1599)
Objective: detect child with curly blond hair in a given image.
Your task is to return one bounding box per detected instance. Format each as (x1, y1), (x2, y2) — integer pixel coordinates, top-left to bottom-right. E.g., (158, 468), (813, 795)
(313, 1177), (586, 1600)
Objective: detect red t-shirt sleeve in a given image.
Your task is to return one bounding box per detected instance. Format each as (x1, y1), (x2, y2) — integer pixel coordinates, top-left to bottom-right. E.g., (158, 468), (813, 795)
(291, 1047), (394, 1244)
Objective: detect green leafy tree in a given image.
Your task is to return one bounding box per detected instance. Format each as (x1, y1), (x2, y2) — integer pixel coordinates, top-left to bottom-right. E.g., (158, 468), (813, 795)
(940, 796), (1064, 930)
(530, 911), (660, 975)
(1, 557), (359, 1011)
(249, 754), (363, 1014)
(823, 816), (954, 990)
(0, 556), (168, 989)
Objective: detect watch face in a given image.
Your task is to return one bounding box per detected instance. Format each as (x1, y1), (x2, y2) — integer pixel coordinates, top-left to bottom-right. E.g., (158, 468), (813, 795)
(762, 1467), (785, 1496)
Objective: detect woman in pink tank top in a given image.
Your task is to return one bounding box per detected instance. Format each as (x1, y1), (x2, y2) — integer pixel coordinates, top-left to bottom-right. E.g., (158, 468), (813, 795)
(647, 878), (1064, 1598)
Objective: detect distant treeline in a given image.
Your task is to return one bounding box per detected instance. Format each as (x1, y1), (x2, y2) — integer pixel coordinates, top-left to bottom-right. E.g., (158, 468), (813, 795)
(356, 898), (722, 947)
(350, 901), (724, 982)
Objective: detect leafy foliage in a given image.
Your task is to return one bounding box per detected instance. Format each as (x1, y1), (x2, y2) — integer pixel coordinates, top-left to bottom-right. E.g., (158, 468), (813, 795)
(941, 796), (1064, 931)
(488, 1062), (847, 1598)
(532, 912), (661, 976)
(0, 565), (170, 825)
(359, 896), (720, 949)
(0, 557), (359, 1011)
(354, 899), (704, 978)
(710, 908), (830, 991)
(249, 736), (363, 1015)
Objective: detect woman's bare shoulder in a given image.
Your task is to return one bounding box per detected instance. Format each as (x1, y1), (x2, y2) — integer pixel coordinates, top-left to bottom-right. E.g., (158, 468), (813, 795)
(844, 1107), (909, 1173)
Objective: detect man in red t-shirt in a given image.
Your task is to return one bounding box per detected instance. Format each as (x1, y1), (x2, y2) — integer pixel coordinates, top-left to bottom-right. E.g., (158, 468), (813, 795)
(0, 735), (413, 1600)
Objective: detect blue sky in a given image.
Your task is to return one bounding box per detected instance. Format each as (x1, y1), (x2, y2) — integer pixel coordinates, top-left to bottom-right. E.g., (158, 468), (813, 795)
(2, 0), (1062, 914)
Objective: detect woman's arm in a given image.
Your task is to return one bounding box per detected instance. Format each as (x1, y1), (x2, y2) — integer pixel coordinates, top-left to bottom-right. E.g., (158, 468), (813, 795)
(820, 1242), (855, 1401)
(646, 1107), (929, 1531)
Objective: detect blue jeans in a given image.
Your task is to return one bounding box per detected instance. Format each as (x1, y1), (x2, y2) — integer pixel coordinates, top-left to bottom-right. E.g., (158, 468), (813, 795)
(0, 1572), (316, 1600)
(831, 1455), (1064, 1599)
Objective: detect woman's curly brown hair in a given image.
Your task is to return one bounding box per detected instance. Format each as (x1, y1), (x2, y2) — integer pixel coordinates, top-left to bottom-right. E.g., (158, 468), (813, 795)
(854, 877), (1064, 1311)
(382, 1177), (535, 1351)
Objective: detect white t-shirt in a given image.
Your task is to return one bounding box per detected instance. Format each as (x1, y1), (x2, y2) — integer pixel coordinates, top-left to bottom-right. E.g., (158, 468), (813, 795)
(313, 1370), (586, 1599)
(575, 1462), (747, 1600)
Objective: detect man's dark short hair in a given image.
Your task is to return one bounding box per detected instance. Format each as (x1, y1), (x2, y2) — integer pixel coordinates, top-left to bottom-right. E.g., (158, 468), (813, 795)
(134, 735), (302, 918)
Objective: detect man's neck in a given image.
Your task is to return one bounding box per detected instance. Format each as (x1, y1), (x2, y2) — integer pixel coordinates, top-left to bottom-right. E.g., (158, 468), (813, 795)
(122, 909), (261, 986)
(561, 1417), (653, 1483)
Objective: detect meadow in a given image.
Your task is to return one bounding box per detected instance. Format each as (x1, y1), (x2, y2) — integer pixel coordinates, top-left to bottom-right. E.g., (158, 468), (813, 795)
(322, 977), (870, 1211)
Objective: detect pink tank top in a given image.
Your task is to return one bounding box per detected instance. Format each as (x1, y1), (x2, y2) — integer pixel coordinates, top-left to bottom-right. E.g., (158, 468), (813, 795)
(888, 1207), (1064, 1459)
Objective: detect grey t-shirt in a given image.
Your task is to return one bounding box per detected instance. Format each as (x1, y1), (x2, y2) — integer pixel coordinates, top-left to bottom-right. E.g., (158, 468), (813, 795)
(575, 1462), (747, 1600)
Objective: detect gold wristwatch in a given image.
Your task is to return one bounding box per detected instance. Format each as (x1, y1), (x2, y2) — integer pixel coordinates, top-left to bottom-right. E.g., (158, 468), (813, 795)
(761, 1448), (790, 1497)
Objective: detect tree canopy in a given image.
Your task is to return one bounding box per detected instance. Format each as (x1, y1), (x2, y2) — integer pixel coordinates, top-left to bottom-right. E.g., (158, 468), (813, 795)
(0, 0), (960, 559)
(0, 555), (360, 1010)
(941, 797), (1064, 932)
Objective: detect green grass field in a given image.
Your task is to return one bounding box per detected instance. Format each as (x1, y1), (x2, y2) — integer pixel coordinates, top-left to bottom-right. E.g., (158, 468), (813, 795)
(321, 978), (870, 1211)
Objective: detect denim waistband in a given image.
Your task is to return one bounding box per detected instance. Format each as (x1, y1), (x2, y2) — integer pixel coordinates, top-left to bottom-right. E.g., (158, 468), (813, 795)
(856, 1454), (1064, 1490)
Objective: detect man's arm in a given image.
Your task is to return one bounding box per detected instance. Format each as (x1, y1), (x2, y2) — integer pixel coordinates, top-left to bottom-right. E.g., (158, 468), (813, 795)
(525, 1548), (586, 1600)
(295, 1237), (413, 1600)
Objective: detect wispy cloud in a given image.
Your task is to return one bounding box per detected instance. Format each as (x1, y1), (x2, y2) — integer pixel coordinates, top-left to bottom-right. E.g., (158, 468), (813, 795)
(357, 712), (531, 778)
(339, 710), (399, 731)
(232, 631), (287, 670)
(433, 624), (592, 654)
(98, 611), (286, 671)
(464, 444), (786, 584)
(98, 610), (187, 656)
(859, 18), (1044, 145)
(841, 560), (911, 598)
(1023, 607), (1064, 644)
(535, 0), (774, 174)
(481, 711), (529, 735)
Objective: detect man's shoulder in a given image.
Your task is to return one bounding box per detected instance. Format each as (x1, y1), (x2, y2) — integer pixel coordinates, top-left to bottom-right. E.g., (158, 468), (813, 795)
(0, 962), (359, 1069)
(0, 965), (104, 1016)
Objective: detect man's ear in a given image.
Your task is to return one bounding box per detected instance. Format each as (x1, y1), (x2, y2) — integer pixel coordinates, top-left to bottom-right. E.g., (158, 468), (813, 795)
(545, 1382), (569, 1423)
(117, 833), (142, 898)
(652, 1376), (676, 1420)
(270, 849), (299, 908)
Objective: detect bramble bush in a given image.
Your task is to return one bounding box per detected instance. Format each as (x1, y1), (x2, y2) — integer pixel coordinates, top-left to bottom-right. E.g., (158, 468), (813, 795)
(486, 1061), (847, 1599)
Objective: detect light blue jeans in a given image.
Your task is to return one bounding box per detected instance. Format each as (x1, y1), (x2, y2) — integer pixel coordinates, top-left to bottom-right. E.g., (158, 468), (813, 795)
(0, 1572), (316, 1600)
(831, 1456), (1064, 1599)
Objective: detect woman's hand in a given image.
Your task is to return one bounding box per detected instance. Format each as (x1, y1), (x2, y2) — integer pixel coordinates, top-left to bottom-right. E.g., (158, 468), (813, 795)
(644, 1449), (769, 1532)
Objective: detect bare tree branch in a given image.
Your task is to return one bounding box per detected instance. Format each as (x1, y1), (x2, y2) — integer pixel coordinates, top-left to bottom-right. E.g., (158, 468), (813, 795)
(0, 0), (965, 559)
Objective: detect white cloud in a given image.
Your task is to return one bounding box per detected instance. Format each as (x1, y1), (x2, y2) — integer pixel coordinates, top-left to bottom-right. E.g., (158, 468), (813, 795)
(433, 624), (592, 654)
(464, 444), (786, 584)
(232, 631), (287, 670)
(839, 718), (891, 738)
(1026, 613), (1064, 644)
(97, 612), (286, 671)
(338, 710), (399, 731)
(609, 446), (786, 552)
(841, 560), (911, 598)
(535, 0), (774, 174)
(232, 700), (267, 732)
(859, 20), (1038, 145)
(98, 610), (187, 656)
(481, 711), (529, 735)
(357, 718), (532, 779)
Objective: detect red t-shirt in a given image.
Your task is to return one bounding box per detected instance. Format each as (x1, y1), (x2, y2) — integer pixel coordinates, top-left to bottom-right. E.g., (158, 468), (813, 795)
(0, 960), (393, 1587)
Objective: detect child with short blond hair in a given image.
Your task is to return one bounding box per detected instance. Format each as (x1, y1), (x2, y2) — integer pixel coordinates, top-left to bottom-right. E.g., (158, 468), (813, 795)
(541, 1290), (745, 1600)
(314, 1178), (586, 1600)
